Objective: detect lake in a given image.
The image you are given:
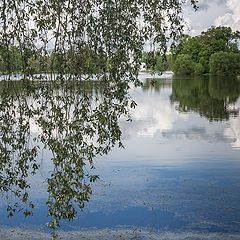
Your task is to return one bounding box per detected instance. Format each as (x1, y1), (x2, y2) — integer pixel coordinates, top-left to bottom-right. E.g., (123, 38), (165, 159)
(0, 74), (240, 239)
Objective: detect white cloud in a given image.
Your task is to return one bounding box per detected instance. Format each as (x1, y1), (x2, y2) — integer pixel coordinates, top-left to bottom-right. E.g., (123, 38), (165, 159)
(183, 0), (228, 36)
(196, 0), (226, 11)
(214, 0), (240, 31)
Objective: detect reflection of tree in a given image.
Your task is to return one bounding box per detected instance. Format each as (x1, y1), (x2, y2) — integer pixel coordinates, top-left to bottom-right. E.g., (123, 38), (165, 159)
(142, 78), (172, 92)
(170, 76), (240, 121)
(0, 81), (39, 218)
(0, 79), (132, 229)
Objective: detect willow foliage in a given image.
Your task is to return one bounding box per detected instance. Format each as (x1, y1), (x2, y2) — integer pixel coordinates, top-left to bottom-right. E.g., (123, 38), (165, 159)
(1, 0), (197, 81)
(0, 0), (197, 232)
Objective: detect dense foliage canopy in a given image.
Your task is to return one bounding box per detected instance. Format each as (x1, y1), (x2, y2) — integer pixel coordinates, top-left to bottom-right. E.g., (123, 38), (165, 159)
(173, 54), (195, 75)
(171, 26), (240, 75)
(209, 51), (240, 75)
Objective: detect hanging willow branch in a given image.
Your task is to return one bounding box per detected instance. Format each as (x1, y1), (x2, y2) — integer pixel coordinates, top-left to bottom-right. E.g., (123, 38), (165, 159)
(0, 0), (198, 232)
(0, 0), (197, 82)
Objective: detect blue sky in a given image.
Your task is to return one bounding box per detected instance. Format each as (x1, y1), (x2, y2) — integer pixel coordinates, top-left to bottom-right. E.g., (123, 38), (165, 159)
(184, 0), (240, 35)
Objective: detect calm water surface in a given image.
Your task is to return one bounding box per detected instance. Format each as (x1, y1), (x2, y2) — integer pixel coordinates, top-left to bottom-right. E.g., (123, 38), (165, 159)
(1, 74), (240, 234)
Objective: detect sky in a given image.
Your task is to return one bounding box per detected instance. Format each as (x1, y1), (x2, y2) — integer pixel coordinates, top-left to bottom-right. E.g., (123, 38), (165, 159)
(26, 0), (240, 50)
(184, 0), (240, 35)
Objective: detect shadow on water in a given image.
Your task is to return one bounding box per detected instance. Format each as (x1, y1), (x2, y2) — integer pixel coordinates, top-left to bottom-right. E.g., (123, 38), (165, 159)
(0, 78), (132, 231)
(170, 75), (240, 121)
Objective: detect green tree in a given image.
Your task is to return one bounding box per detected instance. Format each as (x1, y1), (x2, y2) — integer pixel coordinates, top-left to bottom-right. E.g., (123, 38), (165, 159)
(0, 45), (22, 73)
(209, 51), (240, 75)
(198, 27), (240, 72)
(172, 35), (201, 63)
(173, 54), (195, 75)
(194, 63), (205, 75)
(171, 26), (240, 74)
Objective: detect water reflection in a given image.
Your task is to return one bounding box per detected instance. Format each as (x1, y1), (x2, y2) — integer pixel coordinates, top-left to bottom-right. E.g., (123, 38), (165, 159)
(171, 76), (240, 121)
(0, 79), (131, 229)
(142, 78), (172, 92)
(1, 75), (240, 234)
(224, 98), (240, 149)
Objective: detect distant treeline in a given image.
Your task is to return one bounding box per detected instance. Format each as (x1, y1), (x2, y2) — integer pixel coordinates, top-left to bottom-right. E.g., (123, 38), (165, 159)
(141, 51), (172, 72)
(142, 26), (240, 76)
(1, 26), (240, 76)
(0, 45), (108, 75)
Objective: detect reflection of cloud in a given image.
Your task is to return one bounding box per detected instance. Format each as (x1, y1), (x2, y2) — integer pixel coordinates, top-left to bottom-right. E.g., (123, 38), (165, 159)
(120, 86), (240, 148)
(225, 117), (240, 149)
(214, 0), (240, 31)
(162, 127), (228, 143)
(127, 89), (188, 137)
(224, 99), (240, 149)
